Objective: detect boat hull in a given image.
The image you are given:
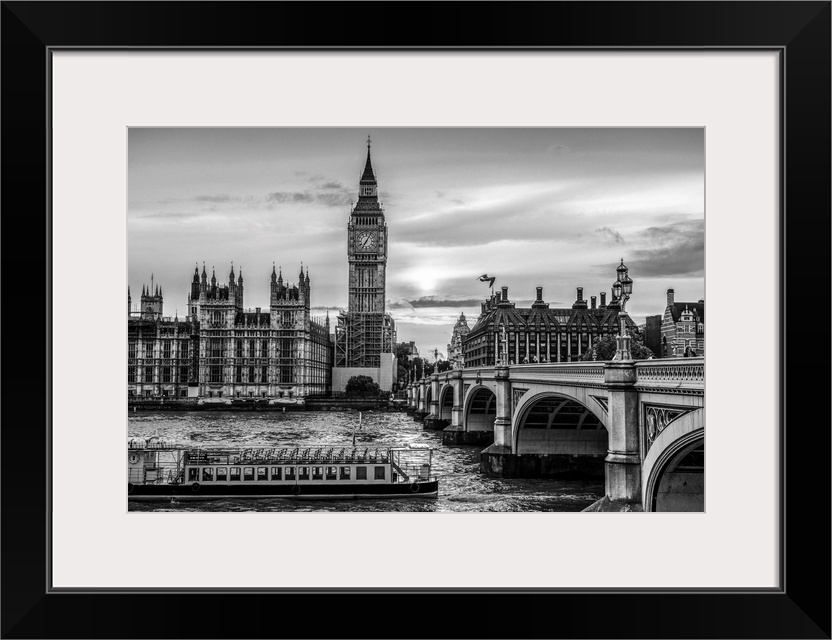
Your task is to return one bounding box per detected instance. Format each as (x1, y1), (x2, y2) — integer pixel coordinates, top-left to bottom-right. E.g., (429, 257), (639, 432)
(128, 479), (439, 501)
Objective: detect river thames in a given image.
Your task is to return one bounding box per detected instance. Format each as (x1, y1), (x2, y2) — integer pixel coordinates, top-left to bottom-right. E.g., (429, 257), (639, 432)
(128, 410), (603, 512)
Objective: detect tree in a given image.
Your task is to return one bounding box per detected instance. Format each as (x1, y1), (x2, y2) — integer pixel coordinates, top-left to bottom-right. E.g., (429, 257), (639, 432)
(581, 334), (654, 361)
(345, 375), (382, 398)
(394, 342), (413, 386)
(435, 360), (453, 373)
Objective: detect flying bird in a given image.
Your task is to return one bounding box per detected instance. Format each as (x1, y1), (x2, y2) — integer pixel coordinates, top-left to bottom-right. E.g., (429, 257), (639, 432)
(476, 274), (496, 287)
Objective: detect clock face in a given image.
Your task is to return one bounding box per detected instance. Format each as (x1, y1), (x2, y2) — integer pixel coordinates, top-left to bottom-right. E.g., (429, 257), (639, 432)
(356, 231), (377, 251)
(129, 453), (140, 464)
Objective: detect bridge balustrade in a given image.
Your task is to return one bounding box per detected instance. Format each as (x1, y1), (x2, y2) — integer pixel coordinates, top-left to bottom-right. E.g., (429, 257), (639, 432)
(634, 357), (704, 390)
(506, 362), (606, 384)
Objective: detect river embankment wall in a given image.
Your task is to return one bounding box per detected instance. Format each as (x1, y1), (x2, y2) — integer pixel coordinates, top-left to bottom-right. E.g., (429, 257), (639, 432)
(128, 398), (407, 412)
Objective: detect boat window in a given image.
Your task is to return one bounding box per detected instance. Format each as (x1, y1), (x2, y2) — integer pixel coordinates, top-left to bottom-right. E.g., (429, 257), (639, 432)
(188, 468), (199, 482)
(356, 466), (367, 480)
(202, 468), (214, 482)
(243, 467), (255, 481)
(285, 467), (296, 480)
(325, 466), (337, 480)
(257, 467), (268, 481)
(312, 467), (323, 480)
(374, 466), (385, 480)
(216, 467), (227, 481)
(270, 467), (282, 480)
(339, 466), (351, 480)
(299, 467), (310, 480)
(229, 467), (240, 481)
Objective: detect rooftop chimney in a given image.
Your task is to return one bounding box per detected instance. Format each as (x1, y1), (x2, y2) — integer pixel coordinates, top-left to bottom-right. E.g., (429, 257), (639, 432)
(572, 286), (588, 310)
(501, 286), (508, 301)
(667, 289), (675, 307)
(600, 292), (607, 308)
(591, 296), (596, 310)
(536, 286), (543, 302)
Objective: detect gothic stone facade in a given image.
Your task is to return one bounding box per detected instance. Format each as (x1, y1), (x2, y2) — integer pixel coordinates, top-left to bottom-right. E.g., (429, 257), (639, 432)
(447, 312), (470, 367)
(128, 284), (199, 398)
(335, 138), (396, 369)
(128, 266), (333, 401)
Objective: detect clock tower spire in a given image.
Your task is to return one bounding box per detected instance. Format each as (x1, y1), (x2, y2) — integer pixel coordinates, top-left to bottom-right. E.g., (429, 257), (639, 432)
(336, 136), (391, 369)
(358, 134), (378, 199)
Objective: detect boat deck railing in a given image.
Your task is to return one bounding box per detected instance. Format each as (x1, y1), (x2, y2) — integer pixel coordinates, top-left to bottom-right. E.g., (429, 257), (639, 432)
(128, 439), (179, 450)
(186, 446), (410, 465)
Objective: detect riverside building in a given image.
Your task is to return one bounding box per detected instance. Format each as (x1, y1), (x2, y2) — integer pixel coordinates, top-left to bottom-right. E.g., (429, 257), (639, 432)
(660, 289), (705, 357)
(462, 263), (637, 368)
(446, 312), (470, 368)
(128, 265), (333, 402)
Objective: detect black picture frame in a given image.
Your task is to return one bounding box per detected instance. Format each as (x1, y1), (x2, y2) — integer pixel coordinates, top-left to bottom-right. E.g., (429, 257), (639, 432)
(2, 2), (829, 638)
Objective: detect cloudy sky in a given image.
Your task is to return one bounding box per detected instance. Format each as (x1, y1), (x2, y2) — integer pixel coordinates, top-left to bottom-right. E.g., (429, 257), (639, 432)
(129, 128), (704, 357)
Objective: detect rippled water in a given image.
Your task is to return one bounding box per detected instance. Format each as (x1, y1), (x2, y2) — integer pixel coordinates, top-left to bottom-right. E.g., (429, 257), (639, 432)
(128, 410), (603, 512)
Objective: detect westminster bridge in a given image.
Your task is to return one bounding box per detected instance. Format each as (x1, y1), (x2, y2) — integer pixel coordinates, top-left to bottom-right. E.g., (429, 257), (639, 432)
(405, 357), (704, 512)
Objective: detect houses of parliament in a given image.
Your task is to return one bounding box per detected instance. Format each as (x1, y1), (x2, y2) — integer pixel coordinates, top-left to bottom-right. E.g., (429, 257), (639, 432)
(127, 138), (396, 402)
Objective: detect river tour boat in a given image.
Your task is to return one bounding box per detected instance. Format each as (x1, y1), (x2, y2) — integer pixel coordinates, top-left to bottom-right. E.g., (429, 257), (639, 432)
(127, 438), (439, 500)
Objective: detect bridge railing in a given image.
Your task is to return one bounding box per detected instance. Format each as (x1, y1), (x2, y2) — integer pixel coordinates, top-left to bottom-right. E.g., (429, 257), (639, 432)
(450, 359), (704, 390)
(458, 362), (607, 385)
(509, 362), (607, 384)
(634, 357), (704, 390)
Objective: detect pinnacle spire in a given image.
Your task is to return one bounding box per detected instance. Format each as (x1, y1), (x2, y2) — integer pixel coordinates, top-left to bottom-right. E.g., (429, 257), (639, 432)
(360, 135), (376, 184)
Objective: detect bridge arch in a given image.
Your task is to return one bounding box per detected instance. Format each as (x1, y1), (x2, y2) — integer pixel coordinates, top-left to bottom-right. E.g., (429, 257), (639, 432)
(423, 383), (432, 410)
(512, 391), (608, 464)
(642, 409), (704, 512)
(438, 384), (454, 421)
(463, 385), (497, 433)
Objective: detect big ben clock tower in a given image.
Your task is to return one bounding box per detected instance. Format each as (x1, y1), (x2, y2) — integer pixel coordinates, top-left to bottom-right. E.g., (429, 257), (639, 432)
(335, 136), (393, 370)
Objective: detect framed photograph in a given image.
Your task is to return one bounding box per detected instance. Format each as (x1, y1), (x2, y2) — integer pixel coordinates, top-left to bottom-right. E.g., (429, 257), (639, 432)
(2, 2), (829, 638)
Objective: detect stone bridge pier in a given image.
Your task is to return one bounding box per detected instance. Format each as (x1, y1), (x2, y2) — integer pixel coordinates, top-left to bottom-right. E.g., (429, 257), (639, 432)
(405, 385), (415, 414)
(423, 373), (446, 430)
(412, 377), (429, 422)
(428, 358), (704, 511)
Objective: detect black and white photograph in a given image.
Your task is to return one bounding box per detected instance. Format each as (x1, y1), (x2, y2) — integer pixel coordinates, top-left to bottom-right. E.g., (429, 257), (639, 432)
(127, 127), (705, 512)
(7, 0), (828, 631)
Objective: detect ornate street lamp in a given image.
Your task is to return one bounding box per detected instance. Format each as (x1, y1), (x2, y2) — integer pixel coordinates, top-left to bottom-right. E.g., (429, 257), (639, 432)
(433, 348), (439, 374)
(613, 259), (634, 361)
(498, 324), (509, 366)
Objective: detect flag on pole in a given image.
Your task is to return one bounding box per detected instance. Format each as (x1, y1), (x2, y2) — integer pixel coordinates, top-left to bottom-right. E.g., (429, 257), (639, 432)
(476, 274), (496, 288)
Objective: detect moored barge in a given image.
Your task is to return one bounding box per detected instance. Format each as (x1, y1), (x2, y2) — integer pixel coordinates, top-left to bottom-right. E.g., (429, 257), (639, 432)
(128, 439), (438, 500)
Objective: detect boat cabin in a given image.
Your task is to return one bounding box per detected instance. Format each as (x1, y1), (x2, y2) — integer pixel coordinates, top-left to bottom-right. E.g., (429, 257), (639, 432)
(128, 443), (433, 487)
